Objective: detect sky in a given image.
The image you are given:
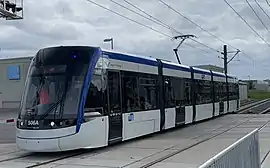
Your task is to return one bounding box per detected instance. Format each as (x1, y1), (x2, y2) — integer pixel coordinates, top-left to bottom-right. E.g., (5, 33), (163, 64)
(0, 0), (270, 80)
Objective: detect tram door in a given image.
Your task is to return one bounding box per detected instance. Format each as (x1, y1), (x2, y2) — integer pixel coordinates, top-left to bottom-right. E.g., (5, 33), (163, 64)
(108, 71), (123, 144)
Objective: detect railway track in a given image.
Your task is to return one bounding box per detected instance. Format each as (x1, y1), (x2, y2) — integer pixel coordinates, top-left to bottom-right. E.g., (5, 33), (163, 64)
(238, 99), (270, 114)
(240, 99), (258, 107)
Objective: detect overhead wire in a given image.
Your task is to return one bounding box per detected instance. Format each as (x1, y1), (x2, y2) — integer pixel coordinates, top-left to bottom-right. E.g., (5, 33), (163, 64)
(85, 0), (215, 56)
(122, 0), (174, 32)
(254, 0), (270, 21)
(156, 0), (258, 62)
(223, 0), (270, 66)
(110, 0), (220, 54)
(245, 0), (269, 31)
(121, 0), (220, 54)
(223, 0), (270, 47)
(122, 1), (251, 64)
(86, 0), (262, 69)
(265, 0), (270, 8)
(120, 0), (257, 65)
(85, 0), (171, 38)
(157, 0), (238, 50)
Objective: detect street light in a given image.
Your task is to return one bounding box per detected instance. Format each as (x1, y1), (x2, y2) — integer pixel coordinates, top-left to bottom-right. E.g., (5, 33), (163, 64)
(103, 38), (113, 50)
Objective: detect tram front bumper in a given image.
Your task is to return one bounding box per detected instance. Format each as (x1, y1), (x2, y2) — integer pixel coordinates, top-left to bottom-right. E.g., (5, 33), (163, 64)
(16, 137), (61, 152)
(15, 126), (77, 152)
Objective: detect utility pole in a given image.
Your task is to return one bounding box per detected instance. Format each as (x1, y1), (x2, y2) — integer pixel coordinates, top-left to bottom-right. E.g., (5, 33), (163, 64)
(222, 45), (229, 112)
(220, 44), (240, 112)
(223, 45), (227, 74)
(220, 45), (240, 74)
(172, 34), (196, 64)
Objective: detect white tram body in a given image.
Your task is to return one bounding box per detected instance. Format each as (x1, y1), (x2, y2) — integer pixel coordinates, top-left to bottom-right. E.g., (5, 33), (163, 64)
(16, 46), (239, 152)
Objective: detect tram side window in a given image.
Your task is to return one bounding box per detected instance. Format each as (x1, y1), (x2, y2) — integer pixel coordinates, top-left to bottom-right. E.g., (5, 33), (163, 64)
(185, 79), (192, 105)
(164, 77), (175, 108)
(235, 83), (239, 99)
(108, 71), (121, 113)
(215, 82), (225, 102)
(214, 82), (221, 102)
(222, 82), (228, 101)
(171, 77), (188, 106)
(122, 73), (140, 112)
(216, 82), (228, 102)
(230, 83), (239, 100)
(138, 75), (159, 111)
(85, 74), (105, 114)
(164, 77), (191, 107)
(195, 79), (212, 104)
(228, 83), (234, 100)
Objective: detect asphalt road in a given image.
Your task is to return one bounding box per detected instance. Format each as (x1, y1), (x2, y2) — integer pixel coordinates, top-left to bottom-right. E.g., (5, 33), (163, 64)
(0, 123), (16, 144)
(0, 108), (19, 120)
(0, 109), (18, 144)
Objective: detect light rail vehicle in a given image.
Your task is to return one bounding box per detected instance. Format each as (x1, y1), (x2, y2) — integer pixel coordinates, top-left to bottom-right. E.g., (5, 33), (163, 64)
(16, 46), (239, 152)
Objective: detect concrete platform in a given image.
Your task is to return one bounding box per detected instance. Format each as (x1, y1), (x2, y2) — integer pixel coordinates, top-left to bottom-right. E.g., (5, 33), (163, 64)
(1, 114), (270, 168)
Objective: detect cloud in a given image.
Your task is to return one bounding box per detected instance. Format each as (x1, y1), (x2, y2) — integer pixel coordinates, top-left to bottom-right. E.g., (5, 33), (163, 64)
(0, 0), (270, 80)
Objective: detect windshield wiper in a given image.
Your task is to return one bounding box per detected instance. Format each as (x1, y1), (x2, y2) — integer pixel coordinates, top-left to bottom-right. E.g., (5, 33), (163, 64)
(39, 97), (64, 119)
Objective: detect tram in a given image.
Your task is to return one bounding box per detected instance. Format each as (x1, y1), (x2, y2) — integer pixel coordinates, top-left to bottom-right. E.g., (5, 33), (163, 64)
(16, 46), (239, 152)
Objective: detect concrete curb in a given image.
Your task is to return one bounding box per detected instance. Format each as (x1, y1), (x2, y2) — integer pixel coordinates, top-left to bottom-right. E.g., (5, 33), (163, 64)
(0, 118), (15, 124)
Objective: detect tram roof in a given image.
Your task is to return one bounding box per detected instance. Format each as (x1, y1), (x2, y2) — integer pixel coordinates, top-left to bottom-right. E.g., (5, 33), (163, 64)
(102, 48), (232, 78)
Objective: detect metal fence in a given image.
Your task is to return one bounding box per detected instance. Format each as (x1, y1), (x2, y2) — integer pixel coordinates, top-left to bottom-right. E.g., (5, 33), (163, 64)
(199, 128), (260, 168)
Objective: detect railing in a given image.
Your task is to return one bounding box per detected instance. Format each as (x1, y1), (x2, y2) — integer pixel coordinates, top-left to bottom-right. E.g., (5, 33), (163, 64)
(199, 128), (260, 168)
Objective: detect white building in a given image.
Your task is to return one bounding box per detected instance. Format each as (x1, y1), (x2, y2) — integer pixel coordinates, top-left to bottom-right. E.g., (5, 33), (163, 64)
(0, 56), (32, 108)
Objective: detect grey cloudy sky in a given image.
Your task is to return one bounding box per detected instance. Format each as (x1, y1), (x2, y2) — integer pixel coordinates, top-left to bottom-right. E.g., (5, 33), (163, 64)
(0, 0), (270, 80)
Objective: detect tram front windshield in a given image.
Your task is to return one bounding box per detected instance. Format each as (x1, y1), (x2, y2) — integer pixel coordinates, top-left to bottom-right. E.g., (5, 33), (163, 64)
(18, 47), (95, 123)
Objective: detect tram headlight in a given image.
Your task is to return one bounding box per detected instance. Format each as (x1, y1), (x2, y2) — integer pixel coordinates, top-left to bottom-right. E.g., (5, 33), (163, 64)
(50, 121), (55, 127)
(16, 119), (24, 128)
(46, 119), (77, 129)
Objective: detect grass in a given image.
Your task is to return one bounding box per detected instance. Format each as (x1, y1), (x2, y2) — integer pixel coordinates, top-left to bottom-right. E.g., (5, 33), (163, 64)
(248, 90), (270, 100)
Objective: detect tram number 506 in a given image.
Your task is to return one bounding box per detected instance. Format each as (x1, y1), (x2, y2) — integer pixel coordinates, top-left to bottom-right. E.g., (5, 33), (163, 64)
(27, 120), (39, 126)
